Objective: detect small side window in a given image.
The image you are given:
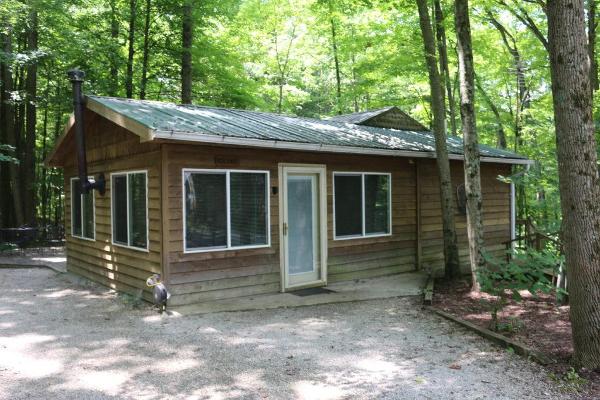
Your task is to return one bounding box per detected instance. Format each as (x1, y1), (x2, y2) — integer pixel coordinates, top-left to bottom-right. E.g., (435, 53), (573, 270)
(71, 177), (95, 240)
(111, 171), (148, 250)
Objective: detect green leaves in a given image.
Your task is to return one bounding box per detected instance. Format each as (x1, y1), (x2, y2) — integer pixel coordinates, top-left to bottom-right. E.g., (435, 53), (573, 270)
(0, 144), (19, 164)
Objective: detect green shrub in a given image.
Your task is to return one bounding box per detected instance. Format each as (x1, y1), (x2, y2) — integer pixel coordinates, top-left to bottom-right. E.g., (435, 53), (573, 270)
(478, 248), (565, 331)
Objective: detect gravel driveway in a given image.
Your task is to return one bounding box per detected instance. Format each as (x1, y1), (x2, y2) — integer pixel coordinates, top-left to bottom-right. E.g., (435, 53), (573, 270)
(0, 268), (566, 400)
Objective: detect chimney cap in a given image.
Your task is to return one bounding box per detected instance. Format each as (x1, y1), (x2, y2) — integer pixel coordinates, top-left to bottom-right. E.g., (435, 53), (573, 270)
(67, 69), (85, 82)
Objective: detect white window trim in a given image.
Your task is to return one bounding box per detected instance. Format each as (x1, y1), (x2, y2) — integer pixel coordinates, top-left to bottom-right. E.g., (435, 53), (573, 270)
(182, 168), (271, 254)
(332, 171), (392, 241)
(70, 176), (96, 241)
(110, 170), (150, 252)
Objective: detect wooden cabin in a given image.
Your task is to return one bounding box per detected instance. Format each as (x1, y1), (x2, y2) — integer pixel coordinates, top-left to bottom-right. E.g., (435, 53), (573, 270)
(46, 96), (530, 306)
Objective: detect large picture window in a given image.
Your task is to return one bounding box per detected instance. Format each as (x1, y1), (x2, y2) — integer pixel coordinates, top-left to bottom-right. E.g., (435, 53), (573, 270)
(71, 177), (95, 240)
(183, 169), (270, 252)
(111, 171), (148, 250)
(333, 172), (391, 239)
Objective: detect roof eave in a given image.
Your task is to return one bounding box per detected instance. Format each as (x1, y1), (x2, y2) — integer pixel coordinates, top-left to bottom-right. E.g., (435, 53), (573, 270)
(44, 113), (75, 167)
(153, 130), (533, 165)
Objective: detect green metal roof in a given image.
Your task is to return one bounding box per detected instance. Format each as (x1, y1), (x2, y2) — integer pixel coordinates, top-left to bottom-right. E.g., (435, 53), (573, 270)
(87, 95), (529, 163)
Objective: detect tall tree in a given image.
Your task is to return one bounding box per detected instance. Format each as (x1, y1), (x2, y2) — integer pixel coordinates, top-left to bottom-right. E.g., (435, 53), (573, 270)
(125, 0), (137, 98)
(0, 29), (12, 226)
(547, 0), (600, 369)
(181, 0), (193, 104)
(1, 25), (24, 227)
(588, 0), (598, 90)
(139, 0), (151, 99)
(455, 0), (484, 291)
(475, 74), (507, 149)
(328, 0), (342, 114)
(487, 12), (529, 151)
(24, 7), (38, 224)
(273, 24), (297, 114)
(415, 0), (461, 279)
(433, 0), (457, 136)
(109, 0), (120, 97)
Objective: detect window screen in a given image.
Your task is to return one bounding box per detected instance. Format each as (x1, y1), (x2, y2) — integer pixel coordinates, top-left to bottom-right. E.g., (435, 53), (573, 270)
(185, 172), (227, 249)
(364, 174), (390, 235)
(334, 172), (391, 238)
(184, 170), (269, 252)
(112, 172), (148, 249)
(71, 178), (94, 239)
(334, 174), (362, 237)
(230, 172), (268, 247)
(112, 175), (128, 244)
(129, 173), (147, 248)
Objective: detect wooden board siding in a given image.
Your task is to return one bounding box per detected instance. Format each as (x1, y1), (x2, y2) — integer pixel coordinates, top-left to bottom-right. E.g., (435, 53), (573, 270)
(163, 144), (417, 306)
(417, 160), (512, 276)
(62, 110), (162, 301)
(363, 108), (428, 131)
(58, 110), (513, 306)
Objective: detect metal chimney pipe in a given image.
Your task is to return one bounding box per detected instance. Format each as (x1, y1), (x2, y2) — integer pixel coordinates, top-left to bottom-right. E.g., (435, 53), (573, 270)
(67, 69), (105, 195)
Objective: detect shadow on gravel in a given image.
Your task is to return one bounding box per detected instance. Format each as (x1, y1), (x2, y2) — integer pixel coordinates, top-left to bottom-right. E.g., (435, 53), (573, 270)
(0, 268), (562, 400)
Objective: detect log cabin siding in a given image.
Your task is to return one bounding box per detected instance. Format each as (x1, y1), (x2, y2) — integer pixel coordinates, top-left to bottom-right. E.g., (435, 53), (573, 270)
(63, 111), (162, 301)
(418, 160), (511, 275)
(163, 144), (417, 306)
(58, 111), (513, 306)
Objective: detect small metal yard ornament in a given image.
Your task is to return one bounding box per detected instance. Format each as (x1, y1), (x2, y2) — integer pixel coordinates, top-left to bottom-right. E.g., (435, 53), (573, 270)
(146, 274), (170, 314)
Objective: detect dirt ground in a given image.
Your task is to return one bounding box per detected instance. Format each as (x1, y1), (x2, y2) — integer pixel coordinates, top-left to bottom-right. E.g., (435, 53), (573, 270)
(433, 279), (599, 399)
(0, 268), (569, 399)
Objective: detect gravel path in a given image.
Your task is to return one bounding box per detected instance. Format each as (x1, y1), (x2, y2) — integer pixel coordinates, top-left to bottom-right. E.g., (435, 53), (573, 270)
(0, 268), (567, 400)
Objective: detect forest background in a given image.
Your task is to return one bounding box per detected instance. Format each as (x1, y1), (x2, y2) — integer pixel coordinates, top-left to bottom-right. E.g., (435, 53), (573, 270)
(0, 0), (588, 235)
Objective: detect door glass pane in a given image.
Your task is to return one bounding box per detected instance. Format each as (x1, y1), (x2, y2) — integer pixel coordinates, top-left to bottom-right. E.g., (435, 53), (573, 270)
(112, 175), (128, 244)
(230, 172), (267, 247)
(129, 173), (147, 248)
(287, 175), (315, 275)
(72, 179), (82, 236)
(185, 172), (227, 249)
(334, 174), (362, 237)
(365, 174), (390, 235)
(82, 189), (94, 239)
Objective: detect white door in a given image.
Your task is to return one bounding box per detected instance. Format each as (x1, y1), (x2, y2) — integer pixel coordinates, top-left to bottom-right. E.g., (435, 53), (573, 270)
(280, 165), (327, 290)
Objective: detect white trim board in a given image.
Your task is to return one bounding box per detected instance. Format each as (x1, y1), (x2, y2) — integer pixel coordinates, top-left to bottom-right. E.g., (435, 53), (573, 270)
(278, 163), (328, 291)
(332, 171), (393, 241)
(153, 131), (533, 165)
(70, 176), (96, 242)
(110, 170), (150, 253)
(181, 168), (271, 254)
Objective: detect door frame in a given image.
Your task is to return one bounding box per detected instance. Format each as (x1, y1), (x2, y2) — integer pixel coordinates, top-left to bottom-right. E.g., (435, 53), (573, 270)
(278, 163), (328, 292)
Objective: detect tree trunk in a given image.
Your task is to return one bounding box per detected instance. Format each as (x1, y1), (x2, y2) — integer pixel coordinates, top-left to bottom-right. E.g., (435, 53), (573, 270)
(125, 0), (136, 99)
(487, 12), (528, 151)
(475, 74), (507, 148)
(434, 0), (458, 136)
(140, 0), (151, 99)
(52, 85), (63, 228)
(2, 28), (24, 227)
(24, 8), (38, 225)
(277, 82), (283, 114)
(416, 0), (461, 279)
(351, 50), (359, 112)
(547, 0), (600, 369)
(330, 15), (342, 114)
(455, 0), (484, 291)
(109, 0), (120, 96)
(181, 0), (193, 104)
(589, 0), (598, 90)
(40, 89), (49, 228)
(0, 31), (9, 227)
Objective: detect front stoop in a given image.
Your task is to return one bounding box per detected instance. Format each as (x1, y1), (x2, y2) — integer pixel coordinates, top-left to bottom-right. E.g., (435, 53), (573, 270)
(171, 271), (428, 315)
